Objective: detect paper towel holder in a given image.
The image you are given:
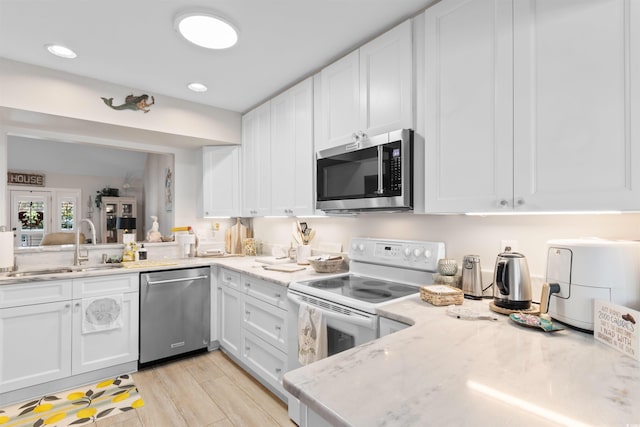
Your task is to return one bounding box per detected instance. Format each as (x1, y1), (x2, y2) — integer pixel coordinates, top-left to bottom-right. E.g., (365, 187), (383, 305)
(0, 225), (16, 273)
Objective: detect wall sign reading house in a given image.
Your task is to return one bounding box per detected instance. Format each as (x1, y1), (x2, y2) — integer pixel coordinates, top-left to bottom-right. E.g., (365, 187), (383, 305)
(8, 171), (45, 186)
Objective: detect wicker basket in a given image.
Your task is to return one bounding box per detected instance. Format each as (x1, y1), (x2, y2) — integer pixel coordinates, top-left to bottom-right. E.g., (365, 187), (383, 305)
(420, 285), (464, 306)
(307, 256), (343, 273)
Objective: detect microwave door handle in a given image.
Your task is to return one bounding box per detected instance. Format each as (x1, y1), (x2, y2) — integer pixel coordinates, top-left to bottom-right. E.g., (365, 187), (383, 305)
(376, 145), (384, 194)
(287, 293), (376, 329)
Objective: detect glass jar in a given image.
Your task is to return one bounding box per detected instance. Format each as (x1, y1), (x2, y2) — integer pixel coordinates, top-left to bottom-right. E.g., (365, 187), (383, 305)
(243, 238), (256, 256)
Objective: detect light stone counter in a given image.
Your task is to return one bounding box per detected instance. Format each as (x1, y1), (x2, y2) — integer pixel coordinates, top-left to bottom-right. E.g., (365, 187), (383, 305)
(0, 255), (344, 287)
(283, 296), (640, 427)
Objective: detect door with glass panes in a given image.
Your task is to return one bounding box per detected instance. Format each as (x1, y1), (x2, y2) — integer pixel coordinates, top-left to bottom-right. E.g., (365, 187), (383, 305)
(9, 188), (81, 247)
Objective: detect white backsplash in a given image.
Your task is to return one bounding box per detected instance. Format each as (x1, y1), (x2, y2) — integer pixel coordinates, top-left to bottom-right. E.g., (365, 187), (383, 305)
(253, 212), (640, 291)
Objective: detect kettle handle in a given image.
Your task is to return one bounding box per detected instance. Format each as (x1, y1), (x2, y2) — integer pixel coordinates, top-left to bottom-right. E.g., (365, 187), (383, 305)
(495, 260), (509, 295)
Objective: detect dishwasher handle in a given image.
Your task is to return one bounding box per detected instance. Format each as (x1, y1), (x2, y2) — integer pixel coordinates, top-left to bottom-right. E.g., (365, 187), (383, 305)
(145, 275), (209, 286)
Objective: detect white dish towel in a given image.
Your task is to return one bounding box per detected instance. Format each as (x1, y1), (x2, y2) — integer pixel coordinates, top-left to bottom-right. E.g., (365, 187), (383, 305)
(298, 302), (328, 365)
(82, 295), (124, 334)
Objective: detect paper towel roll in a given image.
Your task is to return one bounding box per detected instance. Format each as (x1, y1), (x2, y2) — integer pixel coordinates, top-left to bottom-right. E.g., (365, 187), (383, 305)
(0, 231), (14, 270)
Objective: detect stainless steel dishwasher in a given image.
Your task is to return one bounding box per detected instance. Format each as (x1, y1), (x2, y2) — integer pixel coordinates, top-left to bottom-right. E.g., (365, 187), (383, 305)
(139, 266), (210, 365)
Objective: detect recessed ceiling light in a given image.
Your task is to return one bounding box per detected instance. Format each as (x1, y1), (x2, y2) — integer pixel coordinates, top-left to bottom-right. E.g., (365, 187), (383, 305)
(175, 13), (238, 49)
(187, 82), (208, 92)
(45, 44), (77, 59)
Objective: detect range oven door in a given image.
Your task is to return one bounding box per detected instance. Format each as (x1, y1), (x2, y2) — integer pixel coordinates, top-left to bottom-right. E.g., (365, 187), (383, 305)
(316, 129), (413, 212)
(286, 289), (378, 425)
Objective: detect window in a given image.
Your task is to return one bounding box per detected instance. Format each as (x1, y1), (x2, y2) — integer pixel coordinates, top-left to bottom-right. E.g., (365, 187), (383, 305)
(9, 188), (81, 247)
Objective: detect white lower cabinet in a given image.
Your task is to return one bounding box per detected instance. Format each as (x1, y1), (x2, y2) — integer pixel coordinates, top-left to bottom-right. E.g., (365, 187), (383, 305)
(241, 328), (287, 395)
(0, 300), (72, 393)
(71, 291), (139, 375)
(219, 284), (242, 359)
(0, 274), (139, 396)
(379, 317), (410, 337)
(218, 267), (288, 400)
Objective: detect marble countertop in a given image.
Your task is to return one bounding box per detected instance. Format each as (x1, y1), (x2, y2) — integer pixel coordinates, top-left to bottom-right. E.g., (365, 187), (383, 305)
(283, 296), (640, 427)
(0, 255), (343, 287)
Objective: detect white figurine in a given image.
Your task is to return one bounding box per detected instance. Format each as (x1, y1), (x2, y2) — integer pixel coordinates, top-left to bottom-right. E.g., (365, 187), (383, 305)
(147, 216), (162, 242)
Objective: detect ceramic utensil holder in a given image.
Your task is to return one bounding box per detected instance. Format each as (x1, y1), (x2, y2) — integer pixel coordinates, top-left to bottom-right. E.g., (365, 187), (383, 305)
(297, 245), (311, 265)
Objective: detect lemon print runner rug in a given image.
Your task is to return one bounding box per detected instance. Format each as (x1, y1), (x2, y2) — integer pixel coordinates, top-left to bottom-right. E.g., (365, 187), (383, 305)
(0, 374), (144, 426)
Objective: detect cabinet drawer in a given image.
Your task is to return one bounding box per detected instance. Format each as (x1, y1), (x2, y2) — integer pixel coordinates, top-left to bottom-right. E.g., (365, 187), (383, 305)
(243, 295), (287, 352)
(219, 268), (242, 291)
(241, 329), (287, 397)
(72, 273), (138, 298)
(242, 275), (287, 308)
(0, 280), (73, 308)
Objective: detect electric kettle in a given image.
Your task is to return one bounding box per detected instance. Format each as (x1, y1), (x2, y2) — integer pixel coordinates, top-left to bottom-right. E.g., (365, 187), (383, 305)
(493, 250), (532, 309)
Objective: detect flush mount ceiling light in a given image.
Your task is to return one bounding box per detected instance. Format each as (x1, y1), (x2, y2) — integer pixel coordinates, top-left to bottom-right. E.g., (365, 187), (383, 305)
(187, 82), (208, 92)
(45, 44), (77, 59)
(175, 12), (238, 49)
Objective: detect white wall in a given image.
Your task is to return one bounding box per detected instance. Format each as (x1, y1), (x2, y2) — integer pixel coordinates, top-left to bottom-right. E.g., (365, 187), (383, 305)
(0, 59), (241, 144)
(0, 59), (242, 235)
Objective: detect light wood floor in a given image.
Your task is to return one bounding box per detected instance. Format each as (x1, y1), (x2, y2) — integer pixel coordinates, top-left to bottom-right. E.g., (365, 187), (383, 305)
(96, 350), (295, 427)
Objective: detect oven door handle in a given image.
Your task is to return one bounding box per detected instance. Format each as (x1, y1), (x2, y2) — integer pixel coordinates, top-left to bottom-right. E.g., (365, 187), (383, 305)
(287, 292), (377, 329)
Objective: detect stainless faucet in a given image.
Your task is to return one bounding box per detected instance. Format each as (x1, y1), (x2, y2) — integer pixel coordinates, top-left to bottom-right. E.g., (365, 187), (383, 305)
(74, 219), (97, 266)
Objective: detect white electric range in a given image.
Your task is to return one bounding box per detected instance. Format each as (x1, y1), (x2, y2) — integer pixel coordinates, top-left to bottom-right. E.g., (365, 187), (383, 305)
(286, 237), (445, 425)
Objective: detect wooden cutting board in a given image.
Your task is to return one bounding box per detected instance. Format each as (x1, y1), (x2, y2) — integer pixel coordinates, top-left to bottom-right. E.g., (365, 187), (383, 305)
(227, 218), (249, 255)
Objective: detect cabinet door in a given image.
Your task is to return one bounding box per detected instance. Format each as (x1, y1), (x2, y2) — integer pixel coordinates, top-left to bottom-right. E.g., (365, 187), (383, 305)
(201, 145), (241, 217)
(513, 0), (640, 211)
(219, 285), (242, 358)
(424, 0), (514, 213)
(360, 19), (413, 137)
(71, 292), (139, 375)
(243, 295), (287, 352)
(241, 329), (287, 397)
(318, 50), (360, 151)
(242, 275), (287, 309)
(0, 301), (72, 393)
(270, 78), (314, 216)
(242, 102), (272, 216)
(379, 317), (410, 337)
(72, 273), (138, 299)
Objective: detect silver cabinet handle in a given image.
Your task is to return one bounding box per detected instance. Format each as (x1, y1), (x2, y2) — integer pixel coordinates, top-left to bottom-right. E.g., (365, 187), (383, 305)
(516, 198), (525, 206)
(498, 199), (509, 207)
(275, 368), (282, 374)
(275, 293), (281, 298)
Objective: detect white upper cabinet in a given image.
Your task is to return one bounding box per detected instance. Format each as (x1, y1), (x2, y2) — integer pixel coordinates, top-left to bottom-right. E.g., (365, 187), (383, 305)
(318, 50), (360, 151)
(317, 19), (413, 151)
(424, 0), (640, 213)
(270, 77), (314, 216)
(359, 19), (413, 138)
(424, 0), (513, 213)
(242, 102), (272, 217)
(513, 0), (640, 211)
(199, 145), (241, 218)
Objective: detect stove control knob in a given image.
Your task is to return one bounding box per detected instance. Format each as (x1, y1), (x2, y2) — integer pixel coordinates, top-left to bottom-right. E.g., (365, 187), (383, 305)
(358, 243), (365, 252)
(424, 250), (432, 260)
(403, 247), (411, 258)
(413, 248), (423, 258)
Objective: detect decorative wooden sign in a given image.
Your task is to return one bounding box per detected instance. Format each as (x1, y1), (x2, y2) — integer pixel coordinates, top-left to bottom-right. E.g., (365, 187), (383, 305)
(7, 171), (45, 186)
(594, 299), (639, 361)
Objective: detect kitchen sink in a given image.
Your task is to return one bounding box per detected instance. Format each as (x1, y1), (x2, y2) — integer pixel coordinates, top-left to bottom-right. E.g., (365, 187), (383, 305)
(7, 264), (123, 277)
(71, 264), (123, 272)
(7, 268), (74, 277)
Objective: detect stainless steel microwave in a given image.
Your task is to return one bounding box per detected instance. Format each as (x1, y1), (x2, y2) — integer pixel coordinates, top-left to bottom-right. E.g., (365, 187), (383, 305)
(316, 129), (413, 212)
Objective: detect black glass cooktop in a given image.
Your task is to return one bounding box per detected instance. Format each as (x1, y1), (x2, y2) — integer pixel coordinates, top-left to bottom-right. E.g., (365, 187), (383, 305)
(301, 274), (418, 303)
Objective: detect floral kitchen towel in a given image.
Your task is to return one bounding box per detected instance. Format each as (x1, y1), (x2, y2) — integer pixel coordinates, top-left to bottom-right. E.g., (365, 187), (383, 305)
(298, 302), (327, 365)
